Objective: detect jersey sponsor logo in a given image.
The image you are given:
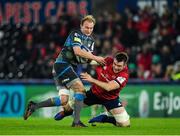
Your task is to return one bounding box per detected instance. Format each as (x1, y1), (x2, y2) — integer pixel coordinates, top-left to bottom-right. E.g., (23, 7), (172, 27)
(116, 77), (126, 84)
(74, 37), (81, 43)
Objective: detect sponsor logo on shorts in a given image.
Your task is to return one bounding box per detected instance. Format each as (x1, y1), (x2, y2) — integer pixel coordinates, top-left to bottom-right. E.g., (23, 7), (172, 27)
(118, 103), (122, 106)
(62, 78), (70, 83)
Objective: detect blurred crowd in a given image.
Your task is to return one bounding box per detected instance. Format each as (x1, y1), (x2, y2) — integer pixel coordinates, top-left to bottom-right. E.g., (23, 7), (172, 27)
(0, 2), (180, 80)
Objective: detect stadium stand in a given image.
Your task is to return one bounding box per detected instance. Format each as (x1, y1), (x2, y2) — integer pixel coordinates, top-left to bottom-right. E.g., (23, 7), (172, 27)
(0, 3), (179, 80)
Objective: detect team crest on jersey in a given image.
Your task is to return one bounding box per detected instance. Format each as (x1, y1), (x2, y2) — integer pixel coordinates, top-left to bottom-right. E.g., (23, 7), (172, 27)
(74, 32), (79, 36)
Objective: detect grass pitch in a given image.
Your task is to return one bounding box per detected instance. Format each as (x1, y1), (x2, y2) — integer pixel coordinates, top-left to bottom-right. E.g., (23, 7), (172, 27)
(0, 117), (180, 135)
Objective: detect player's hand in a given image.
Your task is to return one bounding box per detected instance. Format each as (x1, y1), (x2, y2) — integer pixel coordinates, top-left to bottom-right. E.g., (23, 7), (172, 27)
(80, 72), (94, 83)
(95, 56), (106, 66)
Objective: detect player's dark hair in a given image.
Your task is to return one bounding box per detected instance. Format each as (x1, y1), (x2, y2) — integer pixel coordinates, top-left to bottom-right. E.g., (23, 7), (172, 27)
(115, 52), (129, 64)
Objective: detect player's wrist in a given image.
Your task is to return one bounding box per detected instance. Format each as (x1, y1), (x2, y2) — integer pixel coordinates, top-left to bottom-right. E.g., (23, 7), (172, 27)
(91, 55), (97, 61)
(90, 78), (95, 83)
(94, 55), (100, 62)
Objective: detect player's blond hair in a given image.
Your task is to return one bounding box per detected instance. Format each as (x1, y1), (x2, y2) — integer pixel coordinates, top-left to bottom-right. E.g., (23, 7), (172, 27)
(81, 15), (96, 25)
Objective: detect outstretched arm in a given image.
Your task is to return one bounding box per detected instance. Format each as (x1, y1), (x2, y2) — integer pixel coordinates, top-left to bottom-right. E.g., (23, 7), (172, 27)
(73, 46), (106, 65)
(80, 73), (120, 92)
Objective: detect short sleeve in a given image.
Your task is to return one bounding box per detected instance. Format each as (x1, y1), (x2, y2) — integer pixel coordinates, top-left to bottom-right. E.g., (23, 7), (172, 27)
(114, 73), (128, 88)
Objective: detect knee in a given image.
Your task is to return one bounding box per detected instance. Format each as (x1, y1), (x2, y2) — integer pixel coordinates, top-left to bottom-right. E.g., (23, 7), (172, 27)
(113, 110), (130, 127)
(116, 120), (130, 127)
(60, 95), (69, 105)
(58, 89), (70, 105)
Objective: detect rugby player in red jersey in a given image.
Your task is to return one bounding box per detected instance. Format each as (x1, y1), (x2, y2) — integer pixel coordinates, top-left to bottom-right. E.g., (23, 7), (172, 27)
(55, 52), (130, 127)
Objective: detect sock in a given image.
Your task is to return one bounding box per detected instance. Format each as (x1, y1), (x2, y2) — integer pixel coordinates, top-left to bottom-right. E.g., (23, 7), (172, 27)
(103, 116), (116, 126)
(35, 97), (61, 109)
(73, 93), (85, 123)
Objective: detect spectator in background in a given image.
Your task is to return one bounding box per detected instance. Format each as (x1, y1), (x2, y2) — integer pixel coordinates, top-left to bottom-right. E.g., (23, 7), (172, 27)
(112, 37), (125, 54)
(136, 43), (152, 79)
(128, 63), (137, 78)
(171, 61), (180, 81)
(1, 3), (180, 80)
(171, 36), (180, 61)
(151, 54), (163, 78)
(160, 45), (174, 75)
(101, 40), (112, 56)
(164, 65), (174, 80)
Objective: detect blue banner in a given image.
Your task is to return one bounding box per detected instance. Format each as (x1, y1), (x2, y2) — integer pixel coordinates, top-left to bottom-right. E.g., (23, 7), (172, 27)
(0, 85), (25, 117)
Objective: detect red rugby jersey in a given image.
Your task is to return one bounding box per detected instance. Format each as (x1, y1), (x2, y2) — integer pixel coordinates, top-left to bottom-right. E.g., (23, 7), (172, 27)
(92, 57), (129, 100)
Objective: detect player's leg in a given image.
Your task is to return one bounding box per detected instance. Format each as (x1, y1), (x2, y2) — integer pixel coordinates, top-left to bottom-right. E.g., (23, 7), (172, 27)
(54, 89), (99, 121)
(70, 80), (86, 126)
(35, 88), (69, 109)
(23, 88), (69, 120)
(54, 90), (87, 127)
(109, 107), (130, 127)
(91, 105), (98, 117)
(24, 63), (70, 120)
(53, 62), (87, 127)
(89, 98), (130, 127)
(54, 91), (75, 120)
(89, 107), (130, 127)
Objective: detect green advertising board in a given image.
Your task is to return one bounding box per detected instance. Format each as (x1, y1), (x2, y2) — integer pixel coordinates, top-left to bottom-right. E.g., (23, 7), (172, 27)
(0, 84), (180, 118)
(121, 85), (180, 117)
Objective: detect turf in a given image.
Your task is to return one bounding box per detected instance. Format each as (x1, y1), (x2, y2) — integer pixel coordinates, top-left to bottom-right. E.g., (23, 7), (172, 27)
(0, 117), (180, 135)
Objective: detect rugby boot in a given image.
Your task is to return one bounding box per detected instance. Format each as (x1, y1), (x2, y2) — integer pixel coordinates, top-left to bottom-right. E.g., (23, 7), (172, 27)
(54, 110), (73, 121)
(24, 101), (36, 120)
(89, 114), (117, 126)
(71, 121), (87, 127)
(88, 114), (108, 123)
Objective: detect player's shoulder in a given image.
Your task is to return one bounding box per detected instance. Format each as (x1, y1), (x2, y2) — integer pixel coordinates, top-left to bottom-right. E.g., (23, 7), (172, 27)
(105, 56), (113, 65)
(118, 66), (129, 77)
(70, 29), (82, 37)
(105, 56), (113, 60)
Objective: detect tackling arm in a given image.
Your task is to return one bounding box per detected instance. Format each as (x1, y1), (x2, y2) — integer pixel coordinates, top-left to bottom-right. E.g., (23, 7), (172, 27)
(80, 73), (120, 92)
(73, 46), (105, 65)
(73, 46), (96, 60)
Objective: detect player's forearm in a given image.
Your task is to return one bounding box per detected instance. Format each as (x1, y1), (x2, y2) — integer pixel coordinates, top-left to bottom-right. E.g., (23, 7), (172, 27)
(91, 78), (112, 92)
(75, 49), (96, 60)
